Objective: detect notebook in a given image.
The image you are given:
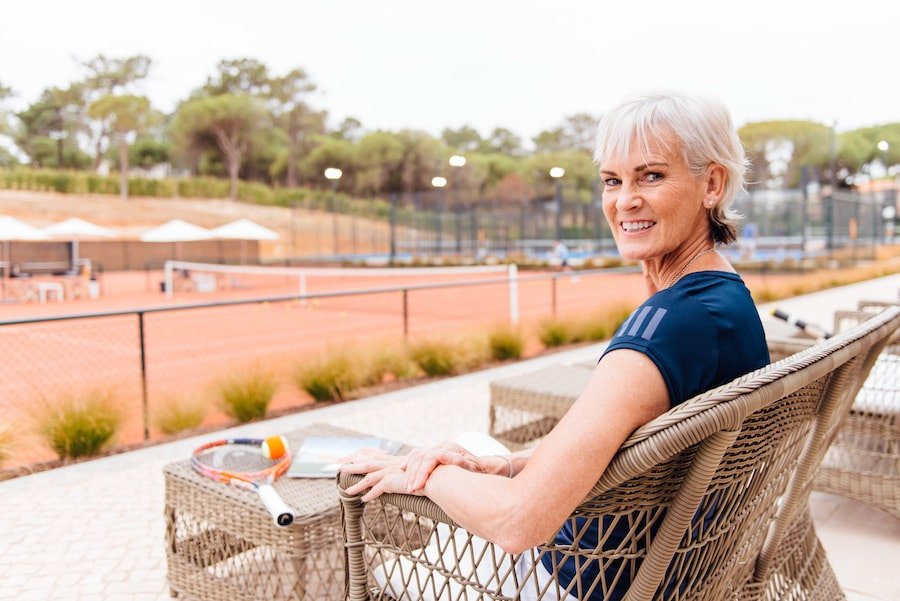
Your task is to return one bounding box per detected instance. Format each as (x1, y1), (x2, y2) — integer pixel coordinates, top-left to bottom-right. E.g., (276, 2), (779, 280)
(286, 436), (404, 478)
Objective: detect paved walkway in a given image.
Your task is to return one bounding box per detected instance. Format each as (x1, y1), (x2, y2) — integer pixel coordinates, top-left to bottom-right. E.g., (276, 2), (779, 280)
(1, 273), (898, 601)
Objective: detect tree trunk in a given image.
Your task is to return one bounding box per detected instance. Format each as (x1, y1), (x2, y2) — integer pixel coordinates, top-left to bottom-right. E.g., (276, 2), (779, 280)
(93, 124), (107, 170)
(228, 154), (241, 201)
(118, 132), (129, 200)
(286, 117), (298, 188)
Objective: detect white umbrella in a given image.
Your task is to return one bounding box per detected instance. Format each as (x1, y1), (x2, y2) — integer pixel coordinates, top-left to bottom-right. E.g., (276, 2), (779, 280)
(141, 219), (212, 261)
(210, 218), (280, 241)
(0, 216), (51, 297)
(210, 218), (280, 264)
(44, 217), (116, 270)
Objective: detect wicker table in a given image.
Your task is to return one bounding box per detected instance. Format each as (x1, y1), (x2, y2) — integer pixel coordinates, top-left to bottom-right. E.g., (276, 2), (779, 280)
(489, 364), (593, 449)
(164, 423), (379, 601)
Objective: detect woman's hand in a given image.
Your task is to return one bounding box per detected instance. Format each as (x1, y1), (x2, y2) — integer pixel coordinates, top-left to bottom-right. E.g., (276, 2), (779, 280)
(403, 442), (488, 493)
(341, 457), (411, 502)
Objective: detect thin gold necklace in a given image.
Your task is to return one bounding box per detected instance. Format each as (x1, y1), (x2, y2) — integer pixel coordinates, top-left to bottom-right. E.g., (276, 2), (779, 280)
(664, 247), (717, 289)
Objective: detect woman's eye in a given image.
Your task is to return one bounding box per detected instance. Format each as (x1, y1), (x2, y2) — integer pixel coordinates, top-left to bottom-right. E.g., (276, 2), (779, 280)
(603, 178), (621, 187)
(645, 172), (664, 182)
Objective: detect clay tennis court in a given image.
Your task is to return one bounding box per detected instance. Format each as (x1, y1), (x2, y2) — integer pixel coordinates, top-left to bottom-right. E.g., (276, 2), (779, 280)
(1, 266), (653, 468)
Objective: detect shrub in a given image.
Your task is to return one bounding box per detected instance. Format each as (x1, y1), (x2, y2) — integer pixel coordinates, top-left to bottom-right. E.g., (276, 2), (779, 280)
(36, 390), (122, 460)
(216, 367), (277, 422)
(294, 351), (361, 402)
(0, 425), (12, 467)
(538, 318), (573, 347)
(153, 395), (208, 435)
(488, 326), (525, 361)
(408, 339), (461, 377)
(364, 347), (419, 385)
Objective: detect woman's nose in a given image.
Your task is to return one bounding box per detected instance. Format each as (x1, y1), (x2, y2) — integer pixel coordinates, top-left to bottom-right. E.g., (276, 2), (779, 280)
(616, 184), (641, 211)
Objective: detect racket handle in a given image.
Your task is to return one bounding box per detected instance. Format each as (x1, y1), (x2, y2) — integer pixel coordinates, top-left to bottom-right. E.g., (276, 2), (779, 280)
(771, 308), (832, 339)
(258, 484), (295, 527)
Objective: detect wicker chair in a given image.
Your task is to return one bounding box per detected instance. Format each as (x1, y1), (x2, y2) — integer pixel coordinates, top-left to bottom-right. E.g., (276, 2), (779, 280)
(339, 307), (899, 601)
(489, 337), (818, 451)
(811, 309), (900, 518)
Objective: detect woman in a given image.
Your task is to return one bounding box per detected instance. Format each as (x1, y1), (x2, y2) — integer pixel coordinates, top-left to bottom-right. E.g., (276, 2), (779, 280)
(342, 91), (770, 599)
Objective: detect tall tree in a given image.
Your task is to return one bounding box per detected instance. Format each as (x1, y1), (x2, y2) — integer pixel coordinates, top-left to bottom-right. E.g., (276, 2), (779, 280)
(172, 94), (267, 200)
(480, 127), (523, 156)
(88, 95), (153, 199)
(532, 127), (566, 153)
(202, 58), (270, 97)
(561, 113), (600, 153)
(267, 68), (319, 187)
(81, 54), (152, 168)
(441, 125), (482, 153)
(15, 84), (88, 168)
(0, 81), (12, 137)
(332, 117), (363, 142)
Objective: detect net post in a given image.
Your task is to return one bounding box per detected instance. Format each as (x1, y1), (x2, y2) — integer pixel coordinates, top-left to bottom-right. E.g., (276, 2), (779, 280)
(402, 289), (409, 338)
(551, 276), (557, 317)
(164, 260), (174, 298)
(299, 272), (307, 305)
(507, 263), (519, 324)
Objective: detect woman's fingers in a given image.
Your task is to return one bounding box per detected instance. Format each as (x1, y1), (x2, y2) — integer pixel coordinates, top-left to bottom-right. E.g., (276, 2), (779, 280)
(344, 470), (382, 496)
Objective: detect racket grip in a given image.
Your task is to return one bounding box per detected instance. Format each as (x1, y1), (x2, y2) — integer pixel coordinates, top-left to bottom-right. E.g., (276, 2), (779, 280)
(258, 484), (295, 527)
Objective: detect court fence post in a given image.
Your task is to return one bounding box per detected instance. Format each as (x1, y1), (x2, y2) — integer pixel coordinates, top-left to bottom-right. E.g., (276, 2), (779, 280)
(137, 311), (150, 440)
(551, 276), (557, 317)
(507, 263), (519, 324)
(402, 289), (409, 338)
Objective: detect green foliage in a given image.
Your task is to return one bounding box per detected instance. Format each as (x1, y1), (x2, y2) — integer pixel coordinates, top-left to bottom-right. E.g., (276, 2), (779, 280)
(294, 351), (361, 401)
(488, 326), (525, 360)
(408, 339), (462, 377)
(153, 395), (207, 435)
(538, 318), (573, 347)
(36, 390), (122, 459)
(216, 367), (277, 422)
(364, 347), (419, 384)
(574, 305), (634, 342)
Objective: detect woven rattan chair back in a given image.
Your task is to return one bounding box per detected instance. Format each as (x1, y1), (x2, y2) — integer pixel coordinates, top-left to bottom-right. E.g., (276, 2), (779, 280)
(339, 308), (900, 601)
(810, 308), (900, 519)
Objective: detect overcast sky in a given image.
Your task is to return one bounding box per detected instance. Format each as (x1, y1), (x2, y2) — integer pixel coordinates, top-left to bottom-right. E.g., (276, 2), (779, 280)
(1, 0), (897, 142)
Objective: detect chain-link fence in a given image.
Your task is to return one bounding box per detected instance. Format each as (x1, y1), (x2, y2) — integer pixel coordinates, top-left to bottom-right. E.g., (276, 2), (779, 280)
(0, 268), (642, 471)
(286, 188), (897, 264)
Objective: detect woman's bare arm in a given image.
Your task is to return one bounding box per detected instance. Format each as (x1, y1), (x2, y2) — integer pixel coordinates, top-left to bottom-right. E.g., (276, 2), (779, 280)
(421, 349), (670, 553)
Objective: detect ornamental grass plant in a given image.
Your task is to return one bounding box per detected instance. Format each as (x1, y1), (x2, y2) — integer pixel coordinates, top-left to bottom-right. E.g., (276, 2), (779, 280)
(488, 326), (525, 361)
(153, 394), (208, 435)
(0, 424), (12, 467)
(294, 350), (362, 402)
(216, 367), (277, 422)
(537, 318), (575, 347)
(36, 390), (122, 460)
(363, 346), (419, 385)
(408, 338), (463, 377)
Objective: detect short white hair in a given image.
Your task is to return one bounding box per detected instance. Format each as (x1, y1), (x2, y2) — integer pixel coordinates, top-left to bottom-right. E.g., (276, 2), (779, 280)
(593, 91), (748, 244)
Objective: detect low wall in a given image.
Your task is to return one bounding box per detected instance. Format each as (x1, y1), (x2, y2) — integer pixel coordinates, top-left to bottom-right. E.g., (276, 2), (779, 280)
(3, 239), (260, 271)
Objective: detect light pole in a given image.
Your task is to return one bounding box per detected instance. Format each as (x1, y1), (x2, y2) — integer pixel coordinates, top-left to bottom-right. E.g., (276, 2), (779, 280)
(826, 121), (836, 256)
(324, 167), (343, 257)
(449, 154), (466, 254)
(431, 175), (447, 256)
(878, 140), (892, 244)
(550, 167), (565, 241)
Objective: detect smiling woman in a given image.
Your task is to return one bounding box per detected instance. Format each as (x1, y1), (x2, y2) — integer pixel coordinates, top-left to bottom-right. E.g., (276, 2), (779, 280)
(340, 91), (771, 601)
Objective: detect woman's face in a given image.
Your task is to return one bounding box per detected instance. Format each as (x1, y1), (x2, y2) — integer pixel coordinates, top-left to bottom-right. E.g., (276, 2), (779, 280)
(600, 134), (711, 262)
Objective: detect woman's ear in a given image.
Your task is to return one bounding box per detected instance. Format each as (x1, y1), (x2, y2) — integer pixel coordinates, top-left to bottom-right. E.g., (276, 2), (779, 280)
(705, 163), (727, 202)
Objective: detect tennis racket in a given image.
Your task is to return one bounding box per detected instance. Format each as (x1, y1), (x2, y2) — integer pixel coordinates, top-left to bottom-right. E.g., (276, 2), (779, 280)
(191, 437), (296, 527)
(771, 308), (833, 339)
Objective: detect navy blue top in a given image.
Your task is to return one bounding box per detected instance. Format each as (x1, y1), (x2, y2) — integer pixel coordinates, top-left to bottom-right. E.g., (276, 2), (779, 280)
(541, 271), (770, 600)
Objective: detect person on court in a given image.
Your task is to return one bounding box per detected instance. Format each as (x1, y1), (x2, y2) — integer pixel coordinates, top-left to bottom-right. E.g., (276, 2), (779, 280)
(342, 91), (770, 600)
